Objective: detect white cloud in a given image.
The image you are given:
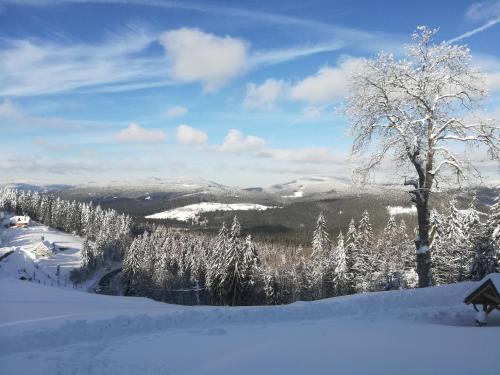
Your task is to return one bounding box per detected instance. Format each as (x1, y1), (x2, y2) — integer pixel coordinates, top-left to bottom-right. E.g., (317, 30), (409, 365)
(214, 128), (337, 164)
(159, 28), (248, 91)
(220, 129), (266, 153)
(176, 124), (208, 145)
(115, 123), (166, 143)
(289, 58), (365, 104)
(164, 105), (188, 118)
(243, 79), (286, 110)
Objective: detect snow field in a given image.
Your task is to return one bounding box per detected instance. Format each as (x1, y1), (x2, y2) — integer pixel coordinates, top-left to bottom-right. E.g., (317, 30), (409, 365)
(387, 205), (417, 215)
(145, 202), (278, 221)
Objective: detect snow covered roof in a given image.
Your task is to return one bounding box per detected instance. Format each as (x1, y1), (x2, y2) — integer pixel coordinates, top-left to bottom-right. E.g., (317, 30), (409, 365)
(32, 240), (54, 256)
(9, 215), (31, 225)
(481, 273), (500, 291)
(464, 273), (500, 305)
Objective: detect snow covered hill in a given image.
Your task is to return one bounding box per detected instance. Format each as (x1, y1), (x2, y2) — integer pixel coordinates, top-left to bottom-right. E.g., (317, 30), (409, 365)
(0, 279), (498, 375)
(267, 176), (355, 199)
(64, 176), (236, 199)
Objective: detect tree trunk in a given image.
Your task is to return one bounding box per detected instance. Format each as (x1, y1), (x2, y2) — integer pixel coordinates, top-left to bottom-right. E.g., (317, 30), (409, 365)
(415, 189), (432, 287)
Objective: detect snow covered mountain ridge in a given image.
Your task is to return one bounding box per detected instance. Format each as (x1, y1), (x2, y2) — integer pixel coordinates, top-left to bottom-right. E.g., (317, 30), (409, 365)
(2, 175), (401, 200)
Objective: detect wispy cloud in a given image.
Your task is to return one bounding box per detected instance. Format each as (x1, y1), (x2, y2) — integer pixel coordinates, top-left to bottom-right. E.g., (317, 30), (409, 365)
(0, 1), (405, 97)
(33, 138), (72, 152)
(447, 17), (500, 43)
(0, 27), (363, 97)
(249, 42), (346, 66)
(1, 0), (380, 38)
(164, 105), (188, 119)
(0, 26), (166, 96)
(465, 1), (500, 22)
(256, 147), (340, 164)
(447, 1), (500, 43)
(0, 99), (66, 127)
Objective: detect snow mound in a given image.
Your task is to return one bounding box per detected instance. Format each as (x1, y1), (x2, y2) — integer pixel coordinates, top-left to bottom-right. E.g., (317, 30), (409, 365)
(145, 202), (277, 221)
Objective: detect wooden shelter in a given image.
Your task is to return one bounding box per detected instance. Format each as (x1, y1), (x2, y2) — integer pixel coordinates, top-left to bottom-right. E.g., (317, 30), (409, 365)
(464, 274), (500, 326)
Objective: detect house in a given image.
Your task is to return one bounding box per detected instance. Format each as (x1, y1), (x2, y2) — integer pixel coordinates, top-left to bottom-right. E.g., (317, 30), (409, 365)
(32, 240), (54, 258)
(9, 215), (31, 228)
(464, 273), (500, 326)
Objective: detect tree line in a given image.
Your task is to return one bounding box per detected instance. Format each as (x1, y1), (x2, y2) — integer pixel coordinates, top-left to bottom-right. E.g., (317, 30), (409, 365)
(1, 187), (499, 305)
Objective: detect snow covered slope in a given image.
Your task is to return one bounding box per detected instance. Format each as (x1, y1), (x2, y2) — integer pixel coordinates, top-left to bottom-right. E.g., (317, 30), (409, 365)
(145, 202), (278, 221)
(0, 217), (97, 289)
(0, 279), (498, 375)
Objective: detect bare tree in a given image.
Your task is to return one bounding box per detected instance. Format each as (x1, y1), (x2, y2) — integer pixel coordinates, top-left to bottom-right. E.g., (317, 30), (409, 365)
(345, 26), (499, 287)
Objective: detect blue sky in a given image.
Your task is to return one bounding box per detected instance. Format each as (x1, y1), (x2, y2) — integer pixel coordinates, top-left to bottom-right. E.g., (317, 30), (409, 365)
(1, 0), (499, 187)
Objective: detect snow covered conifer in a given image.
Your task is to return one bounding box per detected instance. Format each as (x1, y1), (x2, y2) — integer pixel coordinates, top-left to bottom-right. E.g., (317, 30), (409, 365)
(333, 231), (350, 295)
(352, 210), (374, 292)
(312, 212), (332, 257)
(311, 213), (333, 297)
(470, 228), (498, 280)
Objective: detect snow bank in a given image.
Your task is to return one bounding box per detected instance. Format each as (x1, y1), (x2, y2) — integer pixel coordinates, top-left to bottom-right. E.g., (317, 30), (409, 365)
(0, 279), (480, 353)
(145, 202), (277, 221)
(1, 279), (498, 375)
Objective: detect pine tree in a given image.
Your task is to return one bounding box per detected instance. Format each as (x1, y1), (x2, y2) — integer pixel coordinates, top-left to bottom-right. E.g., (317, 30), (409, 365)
(488, 192), (500, 269)
(214, 216), (261, 305)
(344, 218), (357, 293)
(352, 210), (374, 292)
(207, 222), (229, 301)
(332, 231), (349, 295)
(311, 213), (333, 297)
(470, 227), (497, 280)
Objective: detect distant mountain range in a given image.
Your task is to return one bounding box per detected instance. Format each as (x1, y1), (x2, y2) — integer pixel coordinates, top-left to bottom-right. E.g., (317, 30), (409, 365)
(3, 175), (390, 202)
